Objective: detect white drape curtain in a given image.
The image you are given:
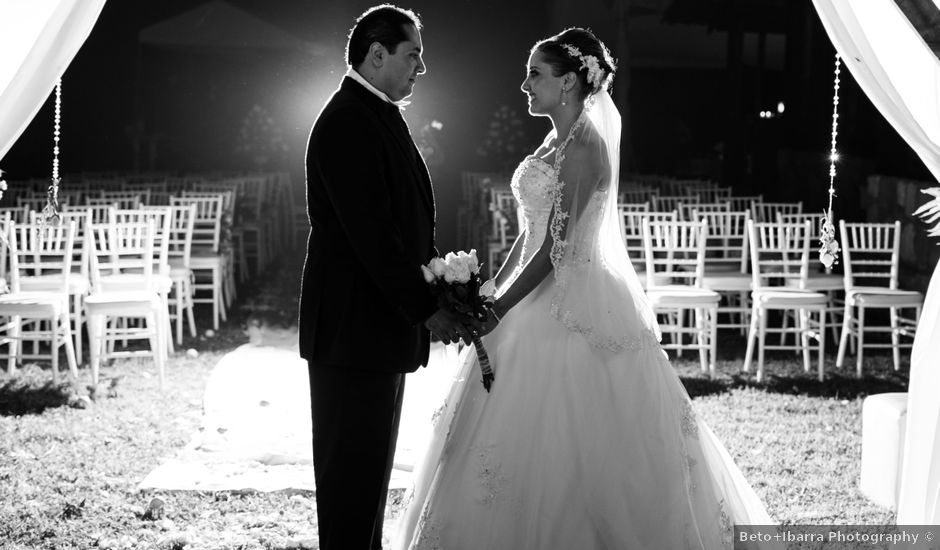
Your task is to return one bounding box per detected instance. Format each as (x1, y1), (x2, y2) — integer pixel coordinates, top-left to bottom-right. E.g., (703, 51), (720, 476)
(812, 0), (940, 525)
(0, 0), (107, 161)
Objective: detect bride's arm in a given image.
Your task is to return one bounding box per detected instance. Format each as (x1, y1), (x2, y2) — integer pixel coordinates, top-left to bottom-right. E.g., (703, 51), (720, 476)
(493, 232), (525, 289)
(492, 144), (600, 319)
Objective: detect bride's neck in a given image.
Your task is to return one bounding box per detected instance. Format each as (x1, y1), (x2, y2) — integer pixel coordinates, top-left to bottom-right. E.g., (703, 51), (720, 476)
(549, 103), (582, 145)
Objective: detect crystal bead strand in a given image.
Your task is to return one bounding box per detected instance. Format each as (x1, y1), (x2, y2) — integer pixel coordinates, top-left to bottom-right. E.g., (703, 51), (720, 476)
(819, 54), (841, 268)
(43, 80), (63, 224)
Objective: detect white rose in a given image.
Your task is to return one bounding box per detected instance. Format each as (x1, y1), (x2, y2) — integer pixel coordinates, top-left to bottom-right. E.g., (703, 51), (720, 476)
(457, 249), (480, 275)
(429, 257), (447, 277)
(443, 262), (459, 283)
(421, 265), (436, 283)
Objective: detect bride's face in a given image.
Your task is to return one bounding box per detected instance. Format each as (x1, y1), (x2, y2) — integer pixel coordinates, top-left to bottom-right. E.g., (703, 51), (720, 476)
(521, 51), (563, 116)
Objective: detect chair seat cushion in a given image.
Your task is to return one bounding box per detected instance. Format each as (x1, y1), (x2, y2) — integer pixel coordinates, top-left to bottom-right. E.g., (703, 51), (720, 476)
(85, 291), (162, 312)
(702, 272), (752, 291)
(99, 274), (173, 293)
(752, 288), (828, 307)
(646, 286), (721, 306)
(785, 273), (843, 291)
(847, 287), (924, 307)
(19, 274), (90, 295)
(0, 291), (66, 316)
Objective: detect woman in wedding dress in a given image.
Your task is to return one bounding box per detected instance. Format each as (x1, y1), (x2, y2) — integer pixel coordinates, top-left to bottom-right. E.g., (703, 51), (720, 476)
(395, 28), (772, 549)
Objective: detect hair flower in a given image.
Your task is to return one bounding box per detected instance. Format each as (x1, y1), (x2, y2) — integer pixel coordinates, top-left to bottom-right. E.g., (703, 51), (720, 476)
(561, 43), (605, 89)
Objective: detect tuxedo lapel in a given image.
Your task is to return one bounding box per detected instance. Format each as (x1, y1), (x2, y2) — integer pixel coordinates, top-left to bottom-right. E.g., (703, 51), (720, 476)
(341, 78), (435, 217)
(379, 106), (436, 217)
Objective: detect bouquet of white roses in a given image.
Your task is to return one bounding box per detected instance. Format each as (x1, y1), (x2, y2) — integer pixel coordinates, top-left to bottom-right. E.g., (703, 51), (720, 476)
(421, 250), (497, 391)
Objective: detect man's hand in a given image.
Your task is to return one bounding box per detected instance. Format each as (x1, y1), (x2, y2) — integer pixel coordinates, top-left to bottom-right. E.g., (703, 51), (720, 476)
(424, 308), (475, 345)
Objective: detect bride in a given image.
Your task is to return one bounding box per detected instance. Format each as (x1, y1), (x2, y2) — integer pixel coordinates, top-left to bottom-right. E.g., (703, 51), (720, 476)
(395, 28), (772, 549)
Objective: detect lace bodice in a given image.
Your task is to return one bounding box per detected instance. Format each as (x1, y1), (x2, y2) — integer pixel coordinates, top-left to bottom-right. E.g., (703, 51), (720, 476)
(510, 156), (559, 265)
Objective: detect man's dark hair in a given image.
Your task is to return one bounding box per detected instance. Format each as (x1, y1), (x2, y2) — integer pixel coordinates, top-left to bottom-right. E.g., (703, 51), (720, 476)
(346, 4), (422, 68)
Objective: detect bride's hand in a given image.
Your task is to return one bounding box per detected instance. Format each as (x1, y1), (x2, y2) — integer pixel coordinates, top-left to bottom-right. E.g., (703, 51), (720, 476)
(476, 305), (501, 337)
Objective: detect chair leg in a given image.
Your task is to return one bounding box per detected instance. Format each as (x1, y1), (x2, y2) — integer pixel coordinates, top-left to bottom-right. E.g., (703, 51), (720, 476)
(856, 306), (866, 378)
(890, 307), (901, 371)
(757, 309), (768, 382)
(743, 306), (760, 373)
(185, 278), (197, 338)
(817, 308), (826, 382)
(709, 306), (718, 378)
(61, 313), (78, 378)
(836, 303), (852, 369)
(7, 316), (20, 374)
(50, 317), (59, 384)
(799, 309), (811, 373)
(695, 308), (707, 373)
(73, 293), (83, 366)
(146, 311), (165, 391)
(89, 314), (102, 386)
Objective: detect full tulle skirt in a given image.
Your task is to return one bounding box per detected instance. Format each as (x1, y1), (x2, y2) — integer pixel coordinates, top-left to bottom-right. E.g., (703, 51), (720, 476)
(394, 277), (772, 550)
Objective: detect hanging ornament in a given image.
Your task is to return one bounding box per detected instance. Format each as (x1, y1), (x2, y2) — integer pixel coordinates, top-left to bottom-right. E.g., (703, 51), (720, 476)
(819, 54), (841, 268)
(42, 79), (63, 225)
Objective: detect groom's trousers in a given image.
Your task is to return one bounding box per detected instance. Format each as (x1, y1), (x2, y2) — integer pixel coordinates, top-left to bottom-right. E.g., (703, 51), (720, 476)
(308, 364), (406, 550)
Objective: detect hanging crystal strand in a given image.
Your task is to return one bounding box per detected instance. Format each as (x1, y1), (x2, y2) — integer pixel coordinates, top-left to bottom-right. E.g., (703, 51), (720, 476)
(42, 80), (63, 227)
(819, 54), (841, 268)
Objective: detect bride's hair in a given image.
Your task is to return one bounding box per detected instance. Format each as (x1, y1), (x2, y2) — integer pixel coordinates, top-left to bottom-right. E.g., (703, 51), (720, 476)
(532, 28), (616, 100)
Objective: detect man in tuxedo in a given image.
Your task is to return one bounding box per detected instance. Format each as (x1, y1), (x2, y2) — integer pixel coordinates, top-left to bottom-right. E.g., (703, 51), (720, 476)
(299, 5), (474, 549)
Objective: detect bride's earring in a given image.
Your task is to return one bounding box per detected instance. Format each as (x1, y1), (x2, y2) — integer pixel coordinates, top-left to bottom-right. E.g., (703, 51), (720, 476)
(560, 87), (567, 107)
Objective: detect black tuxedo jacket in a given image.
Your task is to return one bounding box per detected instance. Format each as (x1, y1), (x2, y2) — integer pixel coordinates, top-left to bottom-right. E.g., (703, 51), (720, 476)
(300, 76), (439, 373)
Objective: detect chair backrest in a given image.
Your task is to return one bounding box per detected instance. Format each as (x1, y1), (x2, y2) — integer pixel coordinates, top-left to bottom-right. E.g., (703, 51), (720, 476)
(693, 209), (750, 273)
(750, 201), (803, 223)
(110, 207), (172, 276)
(29, 209), (90, 276)
(75, 201), (115, 224)
(747, 220), (813, 290)
(0, 206), (29, 224)
(777, 212), (826, 238)
(182, 189), (236, 220)
(680, 201), (728, 221)
(489, 187), (519, 240)
(101, 190), (149, 206)
(839, 220), (902, 290)
(642, 218), (708, 288)
(16, 194), (59, 213)
(618, 185), (657, 205)
(6, 220), (76, 293)
(86, 219), (156, 292)
(87, 196), (142, 211)
(654, 195), (697, 213)
(723, 195), (763, 213)
(694, 186), (733, 203)
(621, 209), (676, 270)
(170, 196), (223, 253)
(156, 204), (196, 269)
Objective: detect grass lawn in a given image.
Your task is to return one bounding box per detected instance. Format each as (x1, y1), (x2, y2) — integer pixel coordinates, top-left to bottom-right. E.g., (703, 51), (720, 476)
(0, 249), (909, 549)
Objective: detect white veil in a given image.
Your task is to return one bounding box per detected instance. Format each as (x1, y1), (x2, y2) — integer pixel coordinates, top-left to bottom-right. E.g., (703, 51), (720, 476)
(548, 86), (661, 351)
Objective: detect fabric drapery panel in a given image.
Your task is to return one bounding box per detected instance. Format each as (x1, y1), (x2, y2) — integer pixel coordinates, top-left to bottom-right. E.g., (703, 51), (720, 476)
(811, 0), (940, 525)
(0, 0), (107, 160)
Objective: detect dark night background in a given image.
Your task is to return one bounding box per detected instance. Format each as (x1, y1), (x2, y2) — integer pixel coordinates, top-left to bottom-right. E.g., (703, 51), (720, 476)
(2, 0), (935, 252)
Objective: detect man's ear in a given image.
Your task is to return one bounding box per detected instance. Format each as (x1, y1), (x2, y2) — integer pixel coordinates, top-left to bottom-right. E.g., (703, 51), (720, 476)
(367, 41), (386, 68)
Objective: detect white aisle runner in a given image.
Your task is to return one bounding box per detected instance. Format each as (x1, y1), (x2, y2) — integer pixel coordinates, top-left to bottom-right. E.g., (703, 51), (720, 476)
(139, 331), (461, 493)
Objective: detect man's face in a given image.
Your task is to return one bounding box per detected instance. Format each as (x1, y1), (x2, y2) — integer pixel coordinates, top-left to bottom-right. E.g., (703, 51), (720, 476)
(375, 24), (426, 102)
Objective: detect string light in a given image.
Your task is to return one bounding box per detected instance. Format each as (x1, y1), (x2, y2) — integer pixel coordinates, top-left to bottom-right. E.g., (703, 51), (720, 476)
(819, 54), (841, 268)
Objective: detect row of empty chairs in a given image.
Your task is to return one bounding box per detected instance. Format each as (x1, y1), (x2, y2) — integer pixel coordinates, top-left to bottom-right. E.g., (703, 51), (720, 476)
(636, 213), (921, 380)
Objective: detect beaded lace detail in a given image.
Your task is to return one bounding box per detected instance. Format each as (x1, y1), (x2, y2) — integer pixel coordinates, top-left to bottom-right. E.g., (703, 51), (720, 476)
(508, 108), (656, 352)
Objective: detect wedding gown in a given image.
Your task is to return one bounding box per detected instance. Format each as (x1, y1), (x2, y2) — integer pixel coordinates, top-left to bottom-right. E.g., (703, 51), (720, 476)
(395, 119), (771, 550)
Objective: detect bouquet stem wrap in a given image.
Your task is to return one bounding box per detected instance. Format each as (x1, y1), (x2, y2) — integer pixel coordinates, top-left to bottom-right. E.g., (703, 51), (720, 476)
(472, 335), (494, 392)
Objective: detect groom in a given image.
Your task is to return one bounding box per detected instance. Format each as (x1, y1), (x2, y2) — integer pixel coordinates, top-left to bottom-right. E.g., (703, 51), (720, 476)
(299, 5), (474, 549)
